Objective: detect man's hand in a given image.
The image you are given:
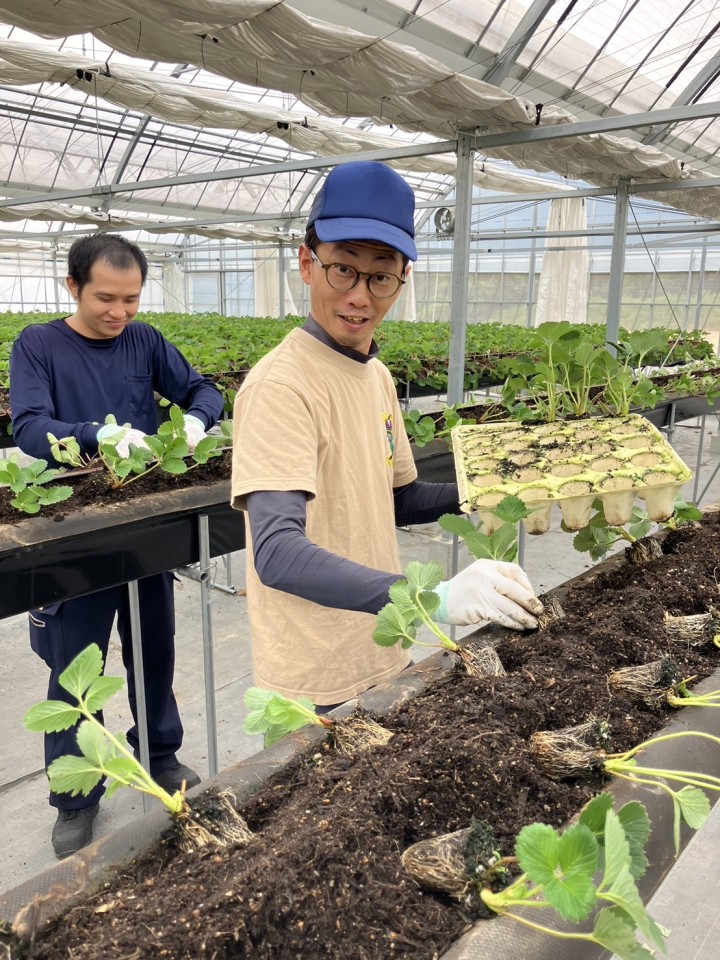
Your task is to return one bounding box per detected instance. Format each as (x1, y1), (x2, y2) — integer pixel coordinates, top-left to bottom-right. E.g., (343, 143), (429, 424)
(96, 424), (149, 459)
(183, 414), (206, 453)
(434, 559), (544, 631)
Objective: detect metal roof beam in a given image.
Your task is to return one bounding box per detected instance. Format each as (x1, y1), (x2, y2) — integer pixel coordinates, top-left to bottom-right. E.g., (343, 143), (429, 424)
(0, 140), (459, 209)
(475, 99), (720, 148)
(643, 49), (720, 147)
(482, 1), (559, 87)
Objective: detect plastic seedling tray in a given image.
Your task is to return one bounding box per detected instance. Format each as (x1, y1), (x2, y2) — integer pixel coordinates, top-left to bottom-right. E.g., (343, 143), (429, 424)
(451, 414), (693, 534)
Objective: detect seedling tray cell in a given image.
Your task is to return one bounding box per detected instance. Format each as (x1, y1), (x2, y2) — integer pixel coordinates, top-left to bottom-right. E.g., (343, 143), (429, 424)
(451, 414), (692, 534)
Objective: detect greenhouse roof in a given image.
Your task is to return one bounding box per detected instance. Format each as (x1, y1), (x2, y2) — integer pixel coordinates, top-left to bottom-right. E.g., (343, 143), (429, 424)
(0, 0), (720, 249)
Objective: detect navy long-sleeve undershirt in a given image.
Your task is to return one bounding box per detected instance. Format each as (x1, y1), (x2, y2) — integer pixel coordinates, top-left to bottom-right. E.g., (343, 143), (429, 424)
(10, 318), (223, 462)
(247, 480), (460, 614)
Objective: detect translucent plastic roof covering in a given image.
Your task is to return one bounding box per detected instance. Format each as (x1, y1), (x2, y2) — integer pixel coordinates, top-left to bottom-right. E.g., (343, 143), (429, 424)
(0, 0), (718, 248)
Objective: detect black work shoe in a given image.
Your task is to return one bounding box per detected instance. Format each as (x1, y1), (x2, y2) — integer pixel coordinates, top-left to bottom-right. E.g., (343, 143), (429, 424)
(52, 804), (100, 859)
(152, 762), (201, 793)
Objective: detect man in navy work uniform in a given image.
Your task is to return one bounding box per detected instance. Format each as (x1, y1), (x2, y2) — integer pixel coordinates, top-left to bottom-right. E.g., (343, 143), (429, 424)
(10, 233), (223, 858)
(232, 161), (544, 714)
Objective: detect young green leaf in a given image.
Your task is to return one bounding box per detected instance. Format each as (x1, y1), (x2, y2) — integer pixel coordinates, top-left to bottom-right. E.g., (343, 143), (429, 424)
(47, 754), (104, 798)
(76, 718), (115, 767)
(387, 578), (422, 620)
(242, 687), (322, 746)
(487, 524), (520, 563)
(84, 675), (126, 713)
(492, 494), (532, 524)
(404, 560), (444, 593)
(591, 907), (656, 960)
(192, 436), (221, 463)
(373, 602), (418, 649)
(672, 500), (702, 523)
(58, 643), (104, 701)
(671, 785), (710, 855)
(616, 802), (651, 881)
(23, 700), (82, 733)
(603, 862), (666, 952)
(515, 821), (598, 921)
(579, 794), (650, 881)
(162, 458), (188, 475)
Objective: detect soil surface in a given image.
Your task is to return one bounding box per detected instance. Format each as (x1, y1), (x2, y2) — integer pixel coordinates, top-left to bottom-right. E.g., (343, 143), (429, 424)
(0, 452), (231, 526)
(7, 513), (720, 960)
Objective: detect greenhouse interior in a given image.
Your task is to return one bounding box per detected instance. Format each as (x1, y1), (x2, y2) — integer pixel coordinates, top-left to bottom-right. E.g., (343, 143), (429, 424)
(2, 2), (720, 959)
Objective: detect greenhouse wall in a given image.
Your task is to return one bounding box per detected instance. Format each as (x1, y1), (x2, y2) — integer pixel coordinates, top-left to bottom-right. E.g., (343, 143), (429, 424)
(2, 243), (720, 347)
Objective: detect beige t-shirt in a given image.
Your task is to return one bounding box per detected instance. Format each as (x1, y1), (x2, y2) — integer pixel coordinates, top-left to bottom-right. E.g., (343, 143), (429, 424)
(232, 328), (417, 704)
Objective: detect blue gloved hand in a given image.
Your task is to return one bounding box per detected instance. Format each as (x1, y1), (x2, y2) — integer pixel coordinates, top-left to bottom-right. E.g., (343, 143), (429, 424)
(434, 559), (544, 631)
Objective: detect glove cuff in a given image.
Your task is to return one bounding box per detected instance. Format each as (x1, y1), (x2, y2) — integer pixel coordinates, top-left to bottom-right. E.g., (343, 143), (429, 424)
(432, 580), (451, 624)
(183, 414), (205, 430)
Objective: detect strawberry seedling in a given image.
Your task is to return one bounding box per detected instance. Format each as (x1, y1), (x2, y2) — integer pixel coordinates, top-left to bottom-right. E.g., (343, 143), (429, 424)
(243, 687), (392, 755)
(24, 644), (252, 853)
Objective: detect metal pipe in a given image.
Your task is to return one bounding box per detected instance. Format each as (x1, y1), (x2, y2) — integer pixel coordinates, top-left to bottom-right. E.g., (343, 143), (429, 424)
(694, 239), (708, 331)
(199, 514), (219, 777)
(446, 132), (475, 406)
(693, 413), (707, 503)
(127, 580), (152, 815)
(606, 180), (630, 356)
(278, 244), (286, 322)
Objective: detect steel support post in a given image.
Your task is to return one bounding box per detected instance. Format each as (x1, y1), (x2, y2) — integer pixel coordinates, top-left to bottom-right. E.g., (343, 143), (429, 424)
(278, 244), (286, 322)
(127, 579), (152, 814)
(694, 240), (708, 332)
(446, 132), (475, 406)
(517, 524), (526, 569)
(693, 413), (707, 503)
(526, 204), (538, 328)
(606, 180), (630, 357)
(198, 513), (219, 776)
(446, 134), (476, 596)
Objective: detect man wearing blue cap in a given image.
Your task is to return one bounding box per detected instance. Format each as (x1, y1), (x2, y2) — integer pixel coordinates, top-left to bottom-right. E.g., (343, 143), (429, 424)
(232, 161), (543, 710)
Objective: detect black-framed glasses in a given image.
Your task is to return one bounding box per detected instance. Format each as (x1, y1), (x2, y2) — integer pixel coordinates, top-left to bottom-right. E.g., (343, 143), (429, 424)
(310, 249), (405, 298)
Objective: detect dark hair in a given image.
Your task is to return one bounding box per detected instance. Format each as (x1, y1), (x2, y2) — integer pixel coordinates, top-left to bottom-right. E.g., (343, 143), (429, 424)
(304, 224), (410, 273)
(68, 234), (148, 293)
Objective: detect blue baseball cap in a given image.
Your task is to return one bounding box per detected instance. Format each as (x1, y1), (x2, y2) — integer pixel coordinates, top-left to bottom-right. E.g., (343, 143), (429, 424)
(308, 161), (417, 261)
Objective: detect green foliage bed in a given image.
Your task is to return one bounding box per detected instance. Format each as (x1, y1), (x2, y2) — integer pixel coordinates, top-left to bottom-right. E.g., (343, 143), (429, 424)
(0, 311), (714, 404)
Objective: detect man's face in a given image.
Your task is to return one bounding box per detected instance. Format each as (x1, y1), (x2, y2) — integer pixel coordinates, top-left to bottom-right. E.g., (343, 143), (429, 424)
(299, 240), (408, 354)
(65, 259), (143, 339)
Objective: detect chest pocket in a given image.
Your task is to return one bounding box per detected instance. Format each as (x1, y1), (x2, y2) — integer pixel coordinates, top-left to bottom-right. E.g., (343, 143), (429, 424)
(126, 375), (154, 418)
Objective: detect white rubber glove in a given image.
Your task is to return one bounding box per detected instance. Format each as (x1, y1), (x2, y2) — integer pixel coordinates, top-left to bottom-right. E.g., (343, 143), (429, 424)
(434, 559), (544, 631)
(96, 424), (149, 458)
(183, 414), (206, 453)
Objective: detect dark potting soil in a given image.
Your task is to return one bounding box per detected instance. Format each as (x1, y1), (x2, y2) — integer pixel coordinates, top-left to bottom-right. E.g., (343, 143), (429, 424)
(0, 452), (232, 526)
(8, 513), (720, 960)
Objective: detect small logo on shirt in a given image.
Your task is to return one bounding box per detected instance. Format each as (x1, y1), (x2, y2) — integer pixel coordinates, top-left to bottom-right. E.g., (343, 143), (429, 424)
(383, 412), (395, 466)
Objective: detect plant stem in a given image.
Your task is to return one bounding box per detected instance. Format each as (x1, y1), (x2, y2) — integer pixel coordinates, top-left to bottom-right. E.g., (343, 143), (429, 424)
(481, 896), (598, 944)
(611, 729), (720, 759)
(108, 460), (162, 489)
(291, 699), (334, 729)
(606, 763), (720, 792)
(413, 591), (460, 651)
(78, 700), (183, 813)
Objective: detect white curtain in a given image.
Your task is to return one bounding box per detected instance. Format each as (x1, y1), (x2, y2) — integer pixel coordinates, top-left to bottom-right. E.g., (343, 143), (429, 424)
(388, 267), (417, 322)
(535, 197), (589, 326)
(162, 260), (186, 312)
(254, 249), (298, 318)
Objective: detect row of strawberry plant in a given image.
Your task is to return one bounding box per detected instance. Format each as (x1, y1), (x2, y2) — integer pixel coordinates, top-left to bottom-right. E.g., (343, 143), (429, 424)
(0, 311), (713, 399)
(0, 407), (231, 515)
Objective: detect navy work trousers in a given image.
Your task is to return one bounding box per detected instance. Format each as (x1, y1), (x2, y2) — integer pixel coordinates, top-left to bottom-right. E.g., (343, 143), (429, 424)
(29, 572), (183, 810)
